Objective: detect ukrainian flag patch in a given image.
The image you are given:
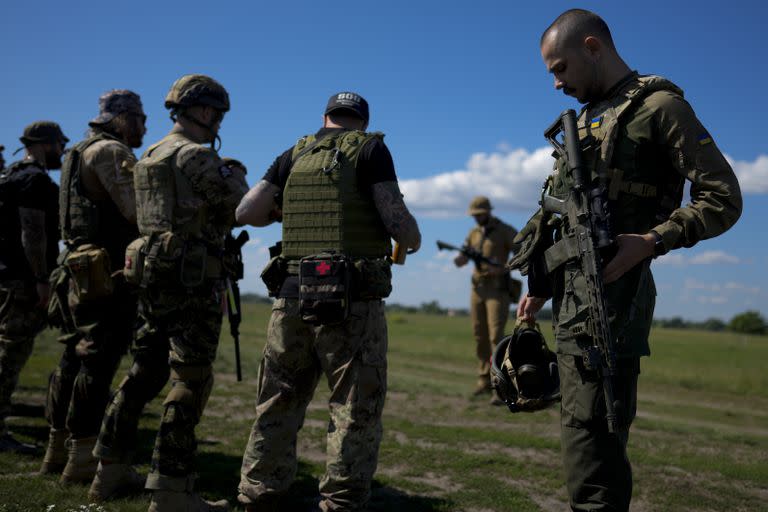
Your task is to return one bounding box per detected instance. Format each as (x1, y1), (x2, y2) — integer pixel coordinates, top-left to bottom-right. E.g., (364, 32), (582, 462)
(698, 132), (713, 145)
(590, 116), (602, 129)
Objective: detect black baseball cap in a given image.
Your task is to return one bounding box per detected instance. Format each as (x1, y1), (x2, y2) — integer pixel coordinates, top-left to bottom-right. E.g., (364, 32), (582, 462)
(324, 91), (369, 122)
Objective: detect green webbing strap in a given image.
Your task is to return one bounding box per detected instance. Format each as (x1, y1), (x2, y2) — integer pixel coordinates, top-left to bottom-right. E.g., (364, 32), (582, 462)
(607, 168), (658, 200)
(543, 236), (580, 274)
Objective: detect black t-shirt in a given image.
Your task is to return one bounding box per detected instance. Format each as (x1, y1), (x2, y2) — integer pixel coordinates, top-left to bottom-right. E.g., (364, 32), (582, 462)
(262, 128), (398, 196)
(0, 161), (60, 281)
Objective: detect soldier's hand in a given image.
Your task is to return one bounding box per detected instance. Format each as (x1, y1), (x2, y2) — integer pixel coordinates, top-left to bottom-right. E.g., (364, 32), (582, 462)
(517, 293), (547, 321)
(454, 254), (469, 267)
(35, 282), (51, 309)
(603, 233), (656, 284)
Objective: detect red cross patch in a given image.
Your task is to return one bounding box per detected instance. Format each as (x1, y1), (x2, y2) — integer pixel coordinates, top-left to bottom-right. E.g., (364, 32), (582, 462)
(316, 261), (331, 275)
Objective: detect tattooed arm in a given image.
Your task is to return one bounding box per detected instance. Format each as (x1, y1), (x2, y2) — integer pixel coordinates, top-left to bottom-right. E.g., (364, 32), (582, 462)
(372, 181), (421, 252)
(235, 180), (282, 227)
(19, 207), (50, 306)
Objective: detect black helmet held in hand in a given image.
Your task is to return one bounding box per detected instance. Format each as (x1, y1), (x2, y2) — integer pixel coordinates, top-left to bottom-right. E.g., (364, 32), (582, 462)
(491, 319), (561, 413)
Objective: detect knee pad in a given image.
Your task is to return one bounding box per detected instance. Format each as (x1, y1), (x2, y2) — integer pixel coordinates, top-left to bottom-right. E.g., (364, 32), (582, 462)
(163, 365), (214, 418)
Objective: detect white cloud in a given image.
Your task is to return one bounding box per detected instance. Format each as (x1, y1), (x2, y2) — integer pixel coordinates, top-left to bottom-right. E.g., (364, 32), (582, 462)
(724, 281), (761, 295)
(400, 147), (768, 218)
(655, 250), (740, 266)
(697, 295), (729, 305)
(400, 147), (553, 217)
(688, 251), (741, 265)
(727, 154), (768, 194)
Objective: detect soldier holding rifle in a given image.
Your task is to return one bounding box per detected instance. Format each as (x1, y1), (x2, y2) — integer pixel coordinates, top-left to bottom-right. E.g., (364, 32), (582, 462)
(450, 196), (518, 403)
(512, 9), (742, 511)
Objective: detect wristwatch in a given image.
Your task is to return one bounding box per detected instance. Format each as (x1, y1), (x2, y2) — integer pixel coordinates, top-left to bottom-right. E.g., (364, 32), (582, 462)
(650, 230), (667, 258)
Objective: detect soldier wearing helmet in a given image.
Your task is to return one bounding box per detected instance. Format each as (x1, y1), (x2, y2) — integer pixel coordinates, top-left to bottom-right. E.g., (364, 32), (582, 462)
(36, 90), (147, 490)
(89, 74), (247, 511)
(0, 121), (67, 454)
(454, 195), (519, 404)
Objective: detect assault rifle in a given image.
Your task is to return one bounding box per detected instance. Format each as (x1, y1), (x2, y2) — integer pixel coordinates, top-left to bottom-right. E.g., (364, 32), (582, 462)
(541, 109), (620, 433)
(225, 230), (249, 382)
(436, 240), (500, 267)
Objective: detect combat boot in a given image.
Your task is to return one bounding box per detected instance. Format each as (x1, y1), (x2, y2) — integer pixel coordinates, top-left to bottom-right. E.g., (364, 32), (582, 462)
(148, 490), (229, 512)
(39, 428), (69, 474)
(88, 461), (145, 501)
(60, 436), (98, 485)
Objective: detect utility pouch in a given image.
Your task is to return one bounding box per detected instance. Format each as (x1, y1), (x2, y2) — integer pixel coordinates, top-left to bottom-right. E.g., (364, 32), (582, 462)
(352, 258), (392, 300)
(64, 244), (114, 301)
(140, 232), (184, 287)
(261, 256), (288, 297)
(124, 236), (149, 286)
(299, 253), (350, 325)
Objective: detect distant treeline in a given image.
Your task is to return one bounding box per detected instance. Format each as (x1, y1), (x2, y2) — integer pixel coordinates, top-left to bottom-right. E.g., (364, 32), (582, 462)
(241, 294), (765, 336)
(654, 310), (767, 335)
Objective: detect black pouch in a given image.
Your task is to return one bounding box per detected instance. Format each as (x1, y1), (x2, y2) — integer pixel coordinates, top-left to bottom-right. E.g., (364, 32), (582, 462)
(299, 253), (350, 325)
(261, 256), (287, 297)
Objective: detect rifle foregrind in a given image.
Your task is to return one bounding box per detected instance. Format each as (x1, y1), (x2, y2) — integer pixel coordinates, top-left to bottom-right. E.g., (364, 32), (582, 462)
(436, 240), (500, 268)
(225, 230), (249, 382)
(541, 109), (621, 433)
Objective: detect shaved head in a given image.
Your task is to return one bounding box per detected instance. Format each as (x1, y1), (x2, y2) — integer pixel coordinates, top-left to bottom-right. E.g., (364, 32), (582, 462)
(540, 9), (615, 50)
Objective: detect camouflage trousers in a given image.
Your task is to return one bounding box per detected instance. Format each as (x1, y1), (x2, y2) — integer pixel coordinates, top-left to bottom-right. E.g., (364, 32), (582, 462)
(93, 285), (222, 492)
(0, 281), (46, 435)
(45, 285), (137, 439)
(470, 284), (510, 385)
(239, 298), (388, 512)
(559, 354), (639, 512)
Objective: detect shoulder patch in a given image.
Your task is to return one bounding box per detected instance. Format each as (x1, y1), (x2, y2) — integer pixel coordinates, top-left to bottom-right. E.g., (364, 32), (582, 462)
(698, 132), (713, 145)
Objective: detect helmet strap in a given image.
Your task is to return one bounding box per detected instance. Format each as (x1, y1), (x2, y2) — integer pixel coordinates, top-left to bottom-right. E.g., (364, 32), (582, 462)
(177, 110), (221, 150)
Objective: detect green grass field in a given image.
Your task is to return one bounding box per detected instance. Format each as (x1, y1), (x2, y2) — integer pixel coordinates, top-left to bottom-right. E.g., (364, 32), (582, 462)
(1, 303), (766, 511)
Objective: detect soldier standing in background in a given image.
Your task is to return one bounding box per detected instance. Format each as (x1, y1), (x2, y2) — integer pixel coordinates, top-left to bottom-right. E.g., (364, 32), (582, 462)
(236, 91), (421, 511)
(0, 122), (67, 453)
(88, 75), (248, 511)
(514, 9), (742, 511)
(40, 91), (146, 489)
(454, 196), (518, 403)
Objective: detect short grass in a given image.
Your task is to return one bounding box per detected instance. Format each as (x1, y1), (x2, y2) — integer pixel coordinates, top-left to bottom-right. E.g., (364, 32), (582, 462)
(1, 303), (766, 511)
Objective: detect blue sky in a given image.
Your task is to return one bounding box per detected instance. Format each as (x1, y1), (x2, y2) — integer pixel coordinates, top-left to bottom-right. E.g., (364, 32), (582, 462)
(2, 1), (765, 321)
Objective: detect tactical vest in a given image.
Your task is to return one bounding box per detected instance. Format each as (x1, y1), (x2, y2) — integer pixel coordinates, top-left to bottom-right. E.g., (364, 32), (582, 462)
(281, 130), (392, 260)
(59, 132), (138, 266)
(133, 133), (206, 238)
(551, 75), (686, 237)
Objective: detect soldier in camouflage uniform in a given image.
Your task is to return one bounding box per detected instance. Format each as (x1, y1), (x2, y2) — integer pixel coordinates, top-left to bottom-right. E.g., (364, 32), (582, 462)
(514, 10), (742, 511)
(0, 122), (67, 454)
(236, 92), (421, 511)
(89, 75), (248, 511)
(454, 196), (518, 402)
(39, 91), (146, 487)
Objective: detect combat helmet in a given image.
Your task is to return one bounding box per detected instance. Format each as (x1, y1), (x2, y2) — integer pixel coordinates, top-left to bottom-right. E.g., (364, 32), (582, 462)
(164, 74), (230, 112)
(491, 319), (560, 413)
(467, 195), (493, 215)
